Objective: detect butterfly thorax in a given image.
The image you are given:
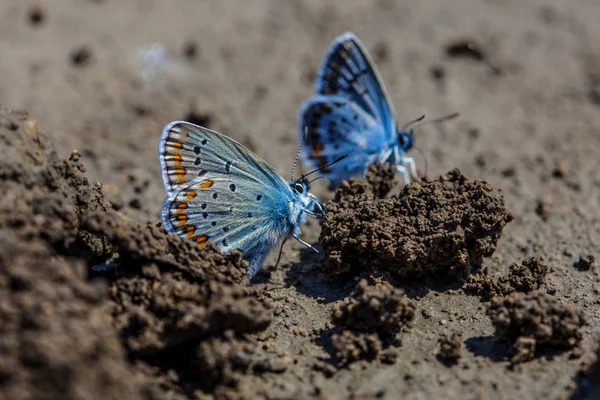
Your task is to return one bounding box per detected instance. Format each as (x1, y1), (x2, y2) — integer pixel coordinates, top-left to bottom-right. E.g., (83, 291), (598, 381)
(385, 129), (414, 164)
(397, 129), (415, 152)
(287, 179), (323, 236)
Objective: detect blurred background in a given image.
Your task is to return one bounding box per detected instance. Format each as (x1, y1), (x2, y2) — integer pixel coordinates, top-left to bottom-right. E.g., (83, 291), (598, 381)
(2, 2), (600, 399)
(0, 0), (599, 227)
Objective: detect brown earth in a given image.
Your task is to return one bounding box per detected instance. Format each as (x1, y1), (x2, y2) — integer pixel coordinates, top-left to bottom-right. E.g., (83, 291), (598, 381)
(437, 332), (463, 366)
(465, 257), (549, 300)
(320, 166), (513, 280)
(1, 1), (600, 399)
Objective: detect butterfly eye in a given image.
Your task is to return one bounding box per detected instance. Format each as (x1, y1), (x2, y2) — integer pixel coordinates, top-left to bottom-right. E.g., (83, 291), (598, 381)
(398, 134), (406, 146)
(292, 183), (304, 193)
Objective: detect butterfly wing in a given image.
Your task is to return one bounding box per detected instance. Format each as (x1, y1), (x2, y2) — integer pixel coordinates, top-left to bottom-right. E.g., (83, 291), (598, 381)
(159, 121), (290, 197)
(315, 32), (396, 137)
(158, 121), (293, 277)
(161, 177), (287, 277)
(298, 95), (389, 186)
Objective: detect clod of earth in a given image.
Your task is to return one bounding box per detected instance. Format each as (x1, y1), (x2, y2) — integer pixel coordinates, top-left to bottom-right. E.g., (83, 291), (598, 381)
(321, 166), (513, 280)
(0, 105), (151, 399)
(83, 200), (273, 394)
(437, 332), (463, 366)
(332, 279), (415, 336)
(0, 105), (272, 399)
(574, 255), (595, 271)
(488, 291), (586, 364)
(331, 330), (382, 364)
(328, 279), (415, 364)
(465, 257), (549, 300)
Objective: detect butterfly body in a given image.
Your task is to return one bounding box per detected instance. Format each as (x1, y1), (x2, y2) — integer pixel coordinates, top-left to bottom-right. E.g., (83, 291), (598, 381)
(299, 32), (419, 188)
(159, 121), (322, 278)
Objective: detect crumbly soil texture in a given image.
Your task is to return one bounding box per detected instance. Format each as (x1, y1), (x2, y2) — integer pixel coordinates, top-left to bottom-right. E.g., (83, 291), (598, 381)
(320, 165), (513, 280)
(2, 1), (600, 399)
(328, 279), (416, 365)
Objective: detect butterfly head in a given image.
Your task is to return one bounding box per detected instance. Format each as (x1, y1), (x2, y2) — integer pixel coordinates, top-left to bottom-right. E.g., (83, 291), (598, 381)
(397, 129), (415, 152)
(288, 154), (348, 220)
(290, 177), (310, 196)
(289, 177), (326, 219)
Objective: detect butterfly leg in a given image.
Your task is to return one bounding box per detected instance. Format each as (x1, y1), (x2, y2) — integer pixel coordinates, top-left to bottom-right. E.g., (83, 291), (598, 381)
(402, 157), (418, 181)
(303, 209), (324, 219)
(396, 165), (411, 184)
(274, 238), (288, 269)
(294, 235), (320, 254)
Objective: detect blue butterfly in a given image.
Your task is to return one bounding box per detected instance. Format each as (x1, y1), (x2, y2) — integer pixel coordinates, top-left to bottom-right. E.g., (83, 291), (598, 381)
(299, 32), (458, 188)
(158, 121), (336, 278)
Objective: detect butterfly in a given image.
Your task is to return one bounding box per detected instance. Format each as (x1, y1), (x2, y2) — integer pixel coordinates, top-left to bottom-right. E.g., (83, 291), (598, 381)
(158, 121), (340, 278)
(299, 32), (458, 188)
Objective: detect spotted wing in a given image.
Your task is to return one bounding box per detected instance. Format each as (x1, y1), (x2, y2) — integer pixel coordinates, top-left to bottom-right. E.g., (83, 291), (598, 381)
(315, 32), (395, 138)
(161, 177), (288, 277)
(159, 121), (290, 196)
(298, 95), (386, 186)
(158, 121), (293, 276)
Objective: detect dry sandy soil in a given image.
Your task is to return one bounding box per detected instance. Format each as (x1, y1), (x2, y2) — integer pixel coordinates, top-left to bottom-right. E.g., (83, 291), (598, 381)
(1, 0), (600, 399)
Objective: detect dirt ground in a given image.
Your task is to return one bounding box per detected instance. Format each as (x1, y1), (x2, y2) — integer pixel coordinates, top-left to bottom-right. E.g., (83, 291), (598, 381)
(1, 0), (600, 399)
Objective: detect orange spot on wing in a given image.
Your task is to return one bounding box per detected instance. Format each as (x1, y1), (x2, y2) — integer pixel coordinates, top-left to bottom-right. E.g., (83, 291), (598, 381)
(176, 203), (188, 214)
(199, 180), (213, 189)
(312, 143), (324, 156)
(193, 235), (208, 247)
(174, 168), (186, 182)
(176, 215), (188, 225)
(171, 141), (183, 150)
(186, 190), (197, 200)
(186, 225), (196, 238)
(172, 154), (182, 165)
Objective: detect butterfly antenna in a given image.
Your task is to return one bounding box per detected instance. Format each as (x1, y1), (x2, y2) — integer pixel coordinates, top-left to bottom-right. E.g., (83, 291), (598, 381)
(291, 127), (308, 181)
(299, 154), (349, 181)
(404, 113), (460, 132)
(401, 115), (426, 131)
(422, 112), (460, 126)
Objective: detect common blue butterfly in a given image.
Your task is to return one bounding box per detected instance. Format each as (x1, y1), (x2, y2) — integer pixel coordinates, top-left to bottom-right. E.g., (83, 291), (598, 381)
(299, 32), (458, 188)
(158, 121), (335, 278)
